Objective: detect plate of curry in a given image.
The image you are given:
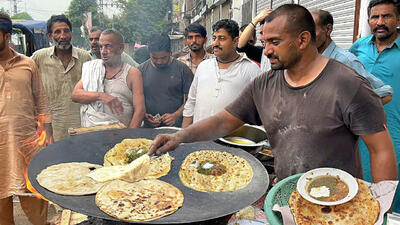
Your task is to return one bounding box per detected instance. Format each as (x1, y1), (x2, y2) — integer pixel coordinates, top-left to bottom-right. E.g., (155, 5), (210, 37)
(297, 168), (358, 206)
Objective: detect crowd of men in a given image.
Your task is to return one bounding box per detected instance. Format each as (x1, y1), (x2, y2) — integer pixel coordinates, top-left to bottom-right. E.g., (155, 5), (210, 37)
(0, 0), (399, 223)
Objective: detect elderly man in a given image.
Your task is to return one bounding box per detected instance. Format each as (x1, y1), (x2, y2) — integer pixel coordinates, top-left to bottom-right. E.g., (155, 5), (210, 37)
(32, 14), (92, 141)
(72, 29), (145, 128)
(149, 4), (398, 186)
(182, 19), (260, 128)
(0, 12), (52, 225)
(89, 27), (139, 67)
(138, 34), (193, 128)
(178, 23), (212, 74)
(349, 0), (400, 212)
(311, 9), (392, 104)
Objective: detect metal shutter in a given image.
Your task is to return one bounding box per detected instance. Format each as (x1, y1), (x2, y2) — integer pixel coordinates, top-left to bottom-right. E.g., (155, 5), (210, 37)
(222, 2), (231, 18)
(256, 0), (270, 14)
(242, 0), (253, 25)
(272, 0), (292, 8)
(255, 0), (271, 45)
(255, 0), (291, 45)
(300, 0), (356, 49)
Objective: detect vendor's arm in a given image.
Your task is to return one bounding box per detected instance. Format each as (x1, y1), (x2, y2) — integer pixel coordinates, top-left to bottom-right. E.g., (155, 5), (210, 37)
(238, 8), (272, 48)
(72, 80), (124, 114)
(127, 68), (145, 128)
(149, 110), (244, 155)
(362, 129), (398, 182)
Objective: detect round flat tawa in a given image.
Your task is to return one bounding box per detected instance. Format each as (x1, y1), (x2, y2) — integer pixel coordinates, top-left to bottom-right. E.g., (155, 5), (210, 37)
(28, 128), (269, 224)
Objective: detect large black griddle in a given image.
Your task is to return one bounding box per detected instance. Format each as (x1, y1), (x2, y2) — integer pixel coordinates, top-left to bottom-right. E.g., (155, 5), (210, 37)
(28, 128), (269, 224)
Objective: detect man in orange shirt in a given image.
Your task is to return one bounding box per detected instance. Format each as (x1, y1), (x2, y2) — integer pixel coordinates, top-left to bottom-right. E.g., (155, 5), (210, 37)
(0, 12), (53, 225)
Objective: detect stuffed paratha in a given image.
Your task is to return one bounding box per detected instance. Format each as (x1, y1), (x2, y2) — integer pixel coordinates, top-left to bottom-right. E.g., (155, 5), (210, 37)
(37, 162), (104, 195)
(179, 150), (253, 192)
(103, 138), (174, 179)
(96, 179), (184, 222)
(289, 178), (379, 225)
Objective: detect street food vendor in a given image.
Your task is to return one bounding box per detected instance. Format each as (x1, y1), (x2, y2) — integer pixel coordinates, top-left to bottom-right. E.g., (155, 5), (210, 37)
(149, 4), (398, 183)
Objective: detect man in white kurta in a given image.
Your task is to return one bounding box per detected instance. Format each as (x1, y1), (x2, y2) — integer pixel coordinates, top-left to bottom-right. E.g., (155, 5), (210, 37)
(182, 19), (261, 127)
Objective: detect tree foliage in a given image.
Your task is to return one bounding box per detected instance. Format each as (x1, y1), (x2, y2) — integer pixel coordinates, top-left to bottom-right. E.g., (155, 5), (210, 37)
(66, 0), (111, 48)
(115, 0), (172, 44)
(65, 0), (172, 46)
(11, 12), (33, 20)
(0, 8), (10, 15)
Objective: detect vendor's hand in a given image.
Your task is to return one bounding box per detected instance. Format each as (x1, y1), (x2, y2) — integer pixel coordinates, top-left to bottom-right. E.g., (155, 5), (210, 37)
(253, 8), (272, 24)
(161, 113), (178, 126)
(145, 113), (161, 127)
(100, 93), (124, 115)
(148, 133), (181, 156)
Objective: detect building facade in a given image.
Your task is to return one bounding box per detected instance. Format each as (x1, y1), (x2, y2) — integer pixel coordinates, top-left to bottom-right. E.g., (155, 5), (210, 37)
(174, 0), (362, 52)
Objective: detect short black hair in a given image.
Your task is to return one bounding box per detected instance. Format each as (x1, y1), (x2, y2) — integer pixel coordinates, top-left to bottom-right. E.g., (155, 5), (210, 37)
(0, 11), (12, 34)
(148, 34), (171, 53)
(184, 23), (207, 38)
(368, 0), (400, 16)
(101, 29), (124, 44)
(264, 4), (316, 42)
(212, 19), (239, 39)
(47, 14), (72, 34)
(312, 10), (334, 27)
(240, 24), (257, 38)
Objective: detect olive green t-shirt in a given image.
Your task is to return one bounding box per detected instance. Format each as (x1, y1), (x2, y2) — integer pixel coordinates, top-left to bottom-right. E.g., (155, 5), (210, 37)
(32, 46), (92, 141)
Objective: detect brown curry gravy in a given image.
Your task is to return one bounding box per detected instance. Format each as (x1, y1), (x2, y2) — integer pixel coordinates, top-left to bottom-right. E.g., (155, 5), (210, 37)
(307, 175), (349, 202)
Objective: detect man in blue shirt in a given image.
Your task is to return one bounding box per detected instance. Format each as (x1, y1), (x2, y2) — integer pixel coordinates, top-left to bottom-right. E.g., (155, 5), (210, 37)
(349, 0), (400, 212)
(311, 9), (393, 104)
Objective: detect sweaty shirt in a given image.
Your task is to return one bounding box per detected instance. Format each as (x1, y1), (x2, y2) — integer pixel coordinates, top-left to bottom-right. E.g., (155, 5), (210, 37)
(226, 59), (386, 180)
(139, 59), (193, 127)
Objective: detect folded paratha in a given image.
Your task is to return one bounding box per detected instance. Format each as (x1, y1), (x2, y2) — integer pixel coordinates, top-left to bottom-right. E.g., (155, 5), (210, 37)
(36, 162), (104, 195)
(289, 178), (379, 225)
(87, 154), (150, 183)
(179, 150), (253, 192)
(103, 138), (174, 179)
(96, 179), (184, 222)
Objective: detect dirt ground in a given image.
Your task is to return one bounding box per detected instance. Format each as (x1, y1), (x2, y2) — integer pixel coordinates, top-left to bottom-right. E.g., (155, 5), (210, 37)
(13, 196), (61, 225)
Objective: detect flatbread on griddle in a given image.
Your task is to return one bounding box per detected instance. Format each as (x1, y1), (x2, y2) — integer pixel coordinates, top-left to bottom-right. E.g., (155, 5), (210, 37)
(103, 138), (174, 179)
(87, 154), (150, 183)
(289, 178), (379, 225)
(96, 179), (184, 222)
(36, 162), (104, 195)
(179, 150), (253, 192)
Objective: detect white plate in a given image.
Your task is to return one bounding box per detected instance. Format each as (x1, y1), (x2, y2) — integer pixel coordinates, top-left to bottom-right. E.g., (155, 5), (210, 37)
(297, 168), (358, 206)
